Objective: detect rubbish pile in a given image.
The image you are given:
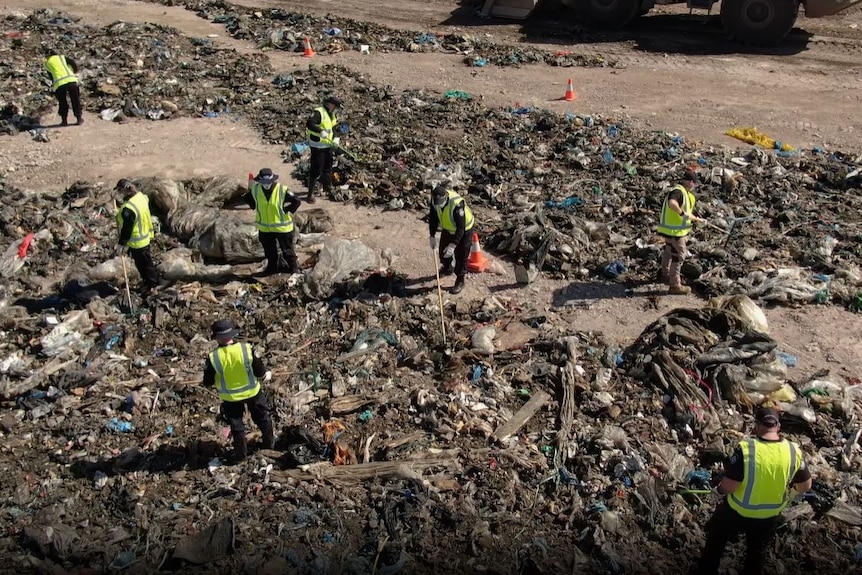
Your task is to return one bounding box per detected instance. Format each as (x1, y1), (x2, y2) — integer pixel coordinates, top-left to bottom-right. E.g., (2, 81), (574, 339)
(1, 191), (861, 574)
(0, 9), (269, 133)
(145, 0), (619, 68)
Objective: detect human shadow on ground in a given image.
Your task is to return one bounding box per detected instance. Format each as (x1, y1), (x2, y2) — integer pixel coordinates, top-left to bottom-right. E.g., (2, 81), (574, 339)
(69, 441), (218, 479)
(442, 0), (812, 57)
(551, 280), (669, 306)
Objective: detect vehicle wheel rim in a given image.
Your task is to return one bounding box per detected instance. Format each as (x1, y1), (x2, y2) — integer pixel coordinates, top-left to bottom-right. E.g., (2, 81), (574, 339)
(740, 0), (775, 29)
(590, 0), (621, 13)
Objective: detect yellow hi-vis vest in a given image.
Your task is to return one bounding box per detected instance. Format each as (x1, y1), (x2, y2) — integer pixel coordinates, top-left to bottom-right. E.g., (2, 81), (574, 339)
(435, 191), (474, 233)
(251, 183), (294, 233)
(306, 106), (336, 149)
(656, 185), (696, 237)
(44, 55), (78, 90)
(727, 438), (802, 519)
(117, 192), (154, 249)
(209, 342), (261, 402)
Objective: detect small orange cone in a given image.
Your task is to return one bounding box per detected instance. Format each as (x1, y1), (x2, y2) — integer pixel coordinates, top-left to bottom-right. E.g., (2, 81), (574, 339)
(302, 36), (315, 58)
(563, 78), (577, 102)
(466, 232), (490, 273)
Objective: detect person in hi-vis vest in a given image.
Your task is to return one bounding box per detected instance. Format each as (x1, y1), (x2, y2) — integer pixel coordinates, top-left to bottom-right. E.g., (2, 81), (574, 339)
(305, 95), (342, 203)
(656, 169), (703, 295)
(693, 407), (812, 575)
(43, 47), (83, 126)
(114, 179), (160, 292)
(428, 184), (475, 295)
(202, 319), (275, 462)
(245, 168), (301, 275)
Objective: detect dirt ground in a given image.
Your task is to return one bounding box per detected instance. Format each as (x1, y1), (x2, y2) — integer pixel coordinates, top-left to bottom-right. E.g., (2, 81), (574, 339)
(1, 0), (860, 380)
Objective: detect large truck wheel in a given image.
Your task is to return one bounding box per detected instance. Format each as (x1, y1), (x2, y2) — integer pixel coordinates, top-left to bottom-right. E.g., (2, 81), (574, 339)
(571, 0), (640, 28)
(721, 0), (799, 45)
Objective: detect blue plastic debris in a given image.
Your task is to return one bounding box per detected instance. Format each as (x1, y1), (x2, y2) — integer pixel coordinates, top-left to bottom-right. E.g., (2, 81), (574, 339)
(776, 351), (797, 368)
(854, 542), (862, 563)
(271, 73), (294, 88)
(544, 196), (583, 209)
(603, 148), (614, 163)
(171, 502), (183, 511)
(583, 116), (594, 127)
(588, 503), (608, 513)
(607, 125), (619, 138)
(686, 468), (711, 488)
(165, 425), (174, 436)
(202, 112), (219, 118)
(29, 390), (48, 400)
(812, 147), (825, 154)
(603, 260), (627, 278)
(471, 366), (483, 382)
(671, 135), (685, 146)
(813, 273), (831, 283)
(565, 110), (576, 120)
(415, 33), (437, 45)
(663, 147), (679, 160)
(358, 409), (374, 422)
(336, 123), (350, 135)
(106, 417), (134, 433)
(558, 466), (579, 485)
(473, 58), (487, 67)
(323, 27), (342, 36)
(510, 106), (532, 115)
(290, 142), (309, 155)
(697, 157), (708, 166)
(322, 532), (336, 544)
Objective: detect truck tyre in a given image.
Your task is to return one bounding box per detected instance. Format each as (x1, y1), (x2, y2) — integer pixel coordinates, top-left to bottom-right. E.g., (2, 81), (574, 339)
(721, 0), (799, 45)
(572, 0), (640, 28)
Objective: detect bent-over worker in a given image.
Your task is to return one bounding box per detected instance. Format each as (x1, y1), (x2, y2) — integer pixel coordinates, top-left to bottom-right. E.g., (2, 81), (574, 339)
(694, 407), (812, 575)
(203, 319), (275, 462)
(43, 47), (83, 126)
(305, 95), (342, 203)
(656, 169), (703, 295)
(428, 184), (474, 295)
(115, 179), (160, 292)
(246, 168), (301, 275)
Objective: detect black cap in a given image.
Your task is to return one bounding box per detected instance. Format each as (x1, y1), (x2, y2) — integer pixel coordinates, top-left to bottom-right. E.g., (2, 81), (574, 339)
(755, 407), (780, 427)
(324, 95), (342, 108)
(431, 184), (449, 207)
(683, 168), (700, 184)
(254, 168), (278, 184)
(211, 319), (239, 340)
(115, 178), (136, 193)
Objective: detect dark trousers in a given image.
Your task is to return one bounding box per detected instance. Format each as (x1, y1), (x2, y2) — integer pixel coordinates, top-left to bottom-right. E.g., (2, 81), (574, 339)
(440, 230), (472, 279)
(129, 246), (159, 288)
(220, 390), (272, 437)
(55, 83), (83, 122)
(696, 502), (780, 575)
(309, 147), (333, 193)
(259, 231), (297, 273)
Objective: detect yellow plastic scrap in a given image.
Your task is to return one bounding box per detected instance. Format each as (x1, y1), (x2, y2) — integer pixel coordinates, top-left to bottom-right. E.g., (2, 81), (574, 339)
(725, 127), (795, 152)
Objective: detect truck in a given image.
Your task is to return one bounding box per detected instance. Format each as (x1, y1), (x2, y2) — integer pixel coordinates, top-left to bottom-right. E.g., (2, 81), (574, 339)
(478, 0), (861, 46)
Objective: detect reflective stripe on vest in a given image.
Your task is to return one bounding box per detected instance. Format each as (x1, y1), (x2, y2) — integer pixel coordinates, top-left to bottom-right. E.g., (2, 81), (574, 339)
(252, 183), (294, 233)
(435, 191), (475, 233)
(117, 192), (154, 249)
(727, 438), (800, 519)
(209, 342), (260, 402)
(45, 55), (77, 90)
(656, 185), (696, 237)
(306, 106), (336, 149)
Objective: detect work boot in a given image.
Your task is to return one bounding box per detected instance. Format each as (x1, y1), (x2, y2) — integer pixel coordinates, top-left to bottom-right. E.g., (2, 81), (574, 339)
(261, 427), (275, 450)
(307, 192), (316, 204)
(668, 285), (692, 295)
(439, 264), (453, 277)
(60, 117), (68, 127)
(231, 432), (248, 462)
(451, 276), (465, 295)
(75, 116), (84, 126)
(287, 257), (300, 274)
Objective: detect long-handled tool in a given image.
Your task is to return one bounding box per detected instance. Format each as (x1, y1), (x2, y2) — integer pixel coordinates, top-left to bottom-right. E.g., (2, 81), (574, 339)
(432, 248), (447, 347)
(120, 253), (134, 314)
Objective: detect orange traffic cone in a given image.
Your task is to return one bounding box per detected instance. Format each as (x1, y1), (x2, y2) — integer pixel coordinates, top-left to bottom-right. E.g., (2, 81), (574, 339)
(563, 78), (577, 102)
(466, 232), (490, 273)
(302, 37), (315, 58)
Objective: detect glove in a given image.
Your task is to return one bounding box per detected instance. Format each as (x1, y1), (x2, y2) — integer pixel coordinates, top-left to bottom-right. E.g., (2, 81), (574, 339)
(429, 236), (437, 250)
(332, 137), (341, 147)
(263, 371), (273, 383)
(320, 129), (332, 142)
(711, 486), (725, 499)
(442, 245), (455, 259)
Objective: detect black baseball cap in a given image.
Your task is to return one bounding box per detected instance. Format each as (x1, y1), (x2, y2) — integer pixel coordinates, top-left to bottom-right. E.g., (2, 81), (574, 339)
(755, 407), (780, 427)
(683, 168), (700, 184)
